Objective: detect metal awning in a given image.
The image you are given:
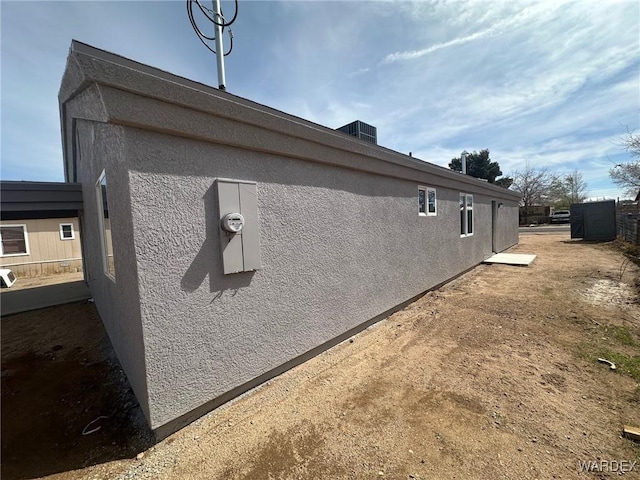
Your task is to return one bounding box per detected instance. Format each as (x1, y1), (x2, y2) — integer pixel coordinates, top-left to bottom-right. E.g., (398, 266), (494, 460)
(1, 181), (83, 220)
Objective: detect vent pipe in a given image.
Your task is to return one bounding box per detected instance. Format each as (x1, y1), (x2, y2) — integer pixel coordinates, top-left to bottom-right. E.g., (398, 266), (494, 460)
(461, 150), (469, 175)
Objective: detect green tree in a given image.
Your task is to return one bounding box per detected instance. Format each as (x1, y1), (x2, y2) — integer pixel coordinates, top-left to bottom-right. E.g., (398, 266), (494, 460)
(449, 149), (510, 185)
(494, 177), (514, 189)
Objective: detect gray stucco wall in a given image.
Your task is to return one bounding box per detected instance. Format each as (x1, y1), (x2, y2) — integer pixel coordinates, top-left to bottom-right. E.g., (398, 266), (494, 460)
(72, 119), (150, 422)
(126, 128), (518, 429)
(493, 202), (520, 252)
(59, 41), (520, 434)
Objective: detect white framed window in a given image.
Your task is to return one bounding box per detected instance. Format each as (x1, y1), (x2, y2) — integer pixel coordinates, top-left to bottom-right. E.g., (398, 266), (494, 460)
(59, 223), (75, 240)
(96, 170), (116, 281)
(0, 224), (29, 256)
(460, 193), (474, 236)
(427, 187), (437, 216)
(418, 186), (427, 215)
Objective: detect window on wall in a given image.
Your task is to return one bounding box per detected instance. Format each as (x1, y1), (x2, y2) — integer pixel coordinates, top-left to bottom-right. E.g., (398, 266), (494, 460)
(59, 223), (75, 240)
(427, 187), (437, 216)
(466, 194), (474, 235)
(419, 186), (437, 216)
(418, 186), (426, 215)
(460, 193), (474, 236)
(0, 225), (29, 256)
(96, 170), (116, 280)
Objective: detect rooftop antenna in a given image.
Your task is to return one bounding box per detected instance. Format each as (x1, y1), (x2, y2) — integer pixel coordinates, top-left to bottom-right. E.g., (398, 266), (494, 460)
(213, 0), (226, 90)
(187, 0), (238, 91)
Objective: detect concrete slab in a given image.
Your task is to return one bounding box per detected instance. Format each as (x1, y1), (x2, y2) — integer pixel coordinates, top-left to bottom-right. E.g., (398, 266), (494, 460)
(483, 253), (536, 266)
(0, 281), (91, 316)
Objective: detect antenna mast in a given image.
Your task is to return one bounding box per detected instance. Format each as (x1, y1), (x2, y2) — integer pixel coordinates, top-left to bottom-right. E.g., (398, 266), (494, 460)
(187, 0), (238, 91)
(213, 0), (226, 90)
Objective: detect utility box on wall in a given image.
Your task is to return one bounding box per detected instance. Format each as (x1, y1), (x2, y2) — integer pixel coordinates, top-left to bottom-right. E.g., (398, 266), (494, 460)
(216, 179), (261, 274)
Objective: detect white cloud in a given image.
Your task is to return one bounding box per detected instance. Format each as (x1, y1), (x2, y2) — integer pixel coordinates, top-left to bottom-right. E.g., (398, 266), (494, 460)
(347, 67), (370, 78)
(1, 0), (638, 202)
(383, 26), (498, 63)
(384, 0), (570, 63)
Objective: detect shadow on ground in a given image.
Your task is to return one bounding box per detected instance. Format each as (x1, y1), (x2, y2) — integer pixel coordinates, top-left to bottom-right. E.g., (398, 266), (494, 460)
(1, 301), (153, 480)
(561, 239), (611, 244)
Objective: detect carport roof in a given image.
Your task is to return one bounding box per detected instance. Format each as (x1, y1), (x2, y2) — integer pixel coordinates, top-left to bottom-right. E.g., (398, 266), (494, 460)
(0, 181), (83, 220)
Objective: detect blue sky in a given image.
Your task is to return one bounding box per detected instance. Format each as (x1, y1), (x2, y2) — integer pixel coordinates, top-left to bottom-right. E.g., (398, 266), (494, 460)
(2, 0), (639, 199)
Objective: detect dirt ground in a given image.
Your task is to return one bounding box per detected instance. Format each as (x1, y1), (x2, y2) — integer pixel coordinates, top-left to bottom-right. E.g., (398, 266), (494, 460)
(2, 233), (639, 479)
(1, 302), (154, 480)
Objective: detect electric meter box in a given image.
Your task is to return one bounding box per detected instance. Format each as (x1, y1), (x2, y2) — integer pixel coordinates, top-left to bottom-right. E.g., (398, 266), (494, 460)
(221, 213), (245, 233)
(216, 179), (261, 274)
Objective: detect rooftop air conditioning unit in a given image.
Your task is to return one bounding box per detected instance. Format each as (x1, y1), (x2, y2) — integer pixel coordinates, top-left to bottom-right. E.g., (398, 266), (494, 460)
(336, 120), (377, 145)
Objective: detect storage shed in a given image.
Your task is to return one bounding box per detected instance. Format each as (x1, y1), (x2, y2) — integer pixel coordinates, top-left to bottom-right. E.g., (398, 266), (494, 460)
(59, 41), (521, 438)
(570, 200), (617, 241)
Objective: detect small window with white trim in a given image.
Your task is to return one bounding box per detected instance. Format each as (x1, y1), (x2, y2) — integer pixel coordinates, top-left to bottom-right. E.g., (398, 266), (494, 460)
(0, 224), (29, 256)
(427, 187), (437, 216)
(418, 186), (427, 215)
(460, 193), (474, 236)
(59, 223), (75, 240)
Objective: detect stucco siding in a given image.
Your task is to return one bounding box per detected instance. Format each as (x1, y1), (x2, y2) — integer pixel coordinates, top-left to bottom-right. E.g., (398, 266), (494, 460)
(72, 119), (151, 423)
(124, 129), (517, 428)
(494, 203), (520, 252)
(59, 41), (521, 435)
